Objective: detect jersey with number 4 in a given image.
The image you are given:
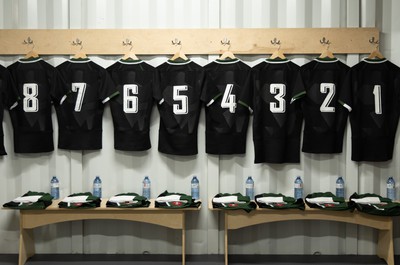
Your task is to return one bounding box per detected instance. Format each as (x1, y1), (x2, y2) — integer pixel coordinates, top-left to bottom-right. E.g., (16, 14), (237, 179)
(202, 58), (252, 154)
(56, 58), (118, 150)
(295, 58), (350, 153)
(155, 59), (204, 156)
(252, 59), (304, 163)
(339, 58), (400, 162)
(7, 58), (67, 153)
(107, 59), (156, 151)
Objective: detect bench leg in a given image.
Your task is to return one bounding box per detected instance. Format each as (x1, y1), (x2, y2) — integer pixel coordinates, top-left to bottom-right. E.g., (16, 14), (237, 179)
(377, 229), (394, 265)
(182, 223), (185, 265)
(19, 228), (35, 265)
(225, 213), (228, 265)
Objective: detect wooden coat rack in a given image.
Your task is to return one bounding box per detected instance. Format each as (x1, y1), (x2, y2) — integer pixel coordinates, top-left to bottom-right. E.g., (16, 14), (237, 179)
(0, 28), (379, 55)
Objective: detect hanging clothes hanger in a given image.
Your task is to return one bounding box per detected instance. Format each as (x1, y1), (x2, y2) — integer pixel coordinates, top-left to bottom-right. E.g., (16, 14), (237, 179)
(318, 37), (335, 59)
(121, 38), (139, 60)
(71, 38), (87, 59)
(22, 37), (40, 59)
(269, 38), (286, 60)
(169, 38), (188, 61)
(219, 38), (236, 60)
(367, 37), (384, 59)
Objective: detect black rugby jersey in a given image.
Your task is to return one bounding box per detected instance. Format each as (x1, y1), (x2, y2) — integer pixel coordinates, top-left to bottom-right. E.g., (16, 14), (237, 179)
(0, 65), (16, 155)
(107, 59), (156, 151)
(340, 58), (400, 162)
(155, 59), (204, 156)
(296, 57), (350, 153)
(252, 58), (304, 163)
(7, 57), (67, 153)
(56, 58), (118, 150)
(202, 58), (252, 154)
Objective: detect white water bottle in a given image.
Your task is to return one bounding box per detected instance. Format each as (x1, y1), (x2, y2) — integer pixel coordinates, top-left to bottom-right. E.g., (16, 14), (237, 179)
(387, 176), (396, 201)
(245, 176), (255, 200)
(50, 176), (60, 199)
(191, 176), (199, 200)
(93, 176), (102, 198)
(142, 176), (151, 199)
(294, 176), (303, 200)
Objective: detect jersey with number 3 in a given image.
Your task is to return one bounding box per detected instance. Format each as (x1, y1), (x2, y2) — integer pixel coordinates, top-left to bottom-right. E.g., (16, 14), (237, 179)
(155, 59), (204, 155)
(7, 58), (67, 153)
(56, 58), (118, 150)
(202, 58), (252, 154)
(339, 58), (400, 162)
(252, 59), (304, 163)
(107, 59), (156, 151)
(295, 58), (350, 154)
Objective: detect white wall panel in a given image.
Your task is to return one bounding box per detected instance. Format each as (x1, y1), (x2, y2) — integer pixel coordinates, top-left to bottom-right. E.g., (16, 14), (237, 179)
(0, 0), (399, 257)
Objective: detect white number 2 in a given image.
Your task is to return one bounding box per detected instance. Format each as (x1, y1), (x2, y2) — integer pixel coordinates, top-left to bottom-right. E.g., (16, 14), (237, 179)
(320, 83), (335, 112)
(23, 83), (39, 112)
(373, 85), (382, 114)
(270, 84), (286, 113)
(71, 83), (86, 112)
(123, 84), (138, 113)
(221, 84), (237, 113)
(173, 85), (188, 115)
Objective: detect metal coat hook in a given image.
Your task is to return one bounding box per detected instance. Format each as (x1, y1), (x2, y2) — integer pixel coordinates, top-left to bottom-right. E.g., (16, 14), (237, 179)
(221, 37), (231, 46)
(72, 38), (83, 49)
(123, 38), (133, 46)
(22, 37), (34, 45)
(320, 37), (331, 46)
(369, 36), (379, 45)
(270, 38), (281, 46)
(171, 38), (182, 46)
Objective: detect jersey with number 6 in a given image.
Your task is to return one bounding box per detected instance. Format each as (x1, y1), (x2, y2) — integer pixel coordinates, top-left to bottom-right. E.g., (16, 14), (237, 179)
(252, 59), (304, 163)
(7, 58), (67, 153)
(294, 58), (350, 154)
(339, 58), (400, 162)
(107, 59), (156, 151)
(202, 58), (252, 154)
(0, 65), (17, 155)
(56, 58), (118, 150)
(155, 59), (204, 155)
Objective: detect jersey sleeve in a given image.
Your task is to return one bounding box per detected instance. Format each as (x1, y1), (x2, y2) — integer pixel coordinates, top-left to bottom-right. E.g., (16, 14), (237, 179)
(50, 68), (70, 106)
(290, 70), (306, 104)
(3, 65), (19, 109)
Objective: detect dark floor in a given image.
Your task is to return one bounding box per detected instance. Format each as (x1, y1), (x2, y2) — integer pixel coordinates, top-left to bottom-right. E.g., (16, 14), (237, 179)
(0, 254), (397, 265)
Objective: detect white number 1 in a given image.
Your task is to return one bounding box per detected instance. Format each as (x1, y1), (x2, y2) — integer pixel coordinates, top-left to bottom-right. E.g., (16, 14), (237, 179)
(373, 85), (382, 114)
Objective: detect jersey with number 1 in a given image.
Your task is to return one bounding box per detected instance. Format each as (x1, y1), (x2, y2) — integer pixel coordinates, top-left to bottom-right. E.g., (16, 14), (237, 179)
(339, 58), (400, 162)
(296, 58), (350, 153)
(7, 58), (67, 153)
(107, 59), (156, 151)
(56, 58), (118, 150)
(252, 58), (304, 164)
(155, 59), (204, 156)
(202, 58), (252, 154)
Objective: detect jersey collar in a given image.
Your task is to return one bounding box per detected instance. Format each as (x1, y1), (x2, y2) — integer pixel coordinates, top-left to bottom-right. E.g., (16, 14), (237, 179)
(215, 58), (240, 64)
(166, 58), (192, 65)
(68, 57), (91, 63)
(18, 57), (43, 63)
(314, 57), (339, 63)
(265, 58), (290, 64)
(118, 58), (143, 65)
(362, 57), (388, 64)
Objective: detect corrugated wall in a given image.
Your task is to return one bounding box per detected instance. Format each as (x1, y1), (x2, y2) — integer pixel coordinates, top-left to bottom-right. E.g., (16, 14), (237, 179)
(0, 0), (399, 256)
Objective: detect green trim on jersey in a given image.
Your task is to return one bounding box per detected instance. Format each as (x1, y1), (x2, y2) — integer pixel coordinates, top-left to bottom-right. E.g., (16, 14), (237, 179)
(265, 58), (289, 63)
(291, 91), (306, 102)
(238, 100), (250, 109)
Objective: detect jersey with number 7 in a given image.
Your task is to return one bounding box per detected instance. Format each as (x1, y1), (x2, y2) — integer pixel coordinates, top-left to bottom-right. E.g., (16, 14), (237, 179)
(339, 58), (400, 162)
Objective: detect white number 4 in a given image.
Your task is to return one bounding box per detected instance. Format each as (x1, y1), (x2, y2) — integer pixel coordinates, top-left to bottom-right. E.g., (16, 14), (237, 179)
(221, 84), (237, 113)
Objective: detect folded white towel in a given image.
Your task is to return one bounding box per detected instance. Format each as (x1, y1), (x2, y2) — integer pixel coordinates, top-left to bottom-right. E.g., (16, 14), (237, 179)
(256, 197), (284, 204)
(156, 195), (181, 202)
(62, 196), (89, 203)
(212, 196), (238, 203)
(12, 195), (42, 203)
(109, 196), (136, 203)
(351, 197), (381, 204)
(306, 197), (334, 204)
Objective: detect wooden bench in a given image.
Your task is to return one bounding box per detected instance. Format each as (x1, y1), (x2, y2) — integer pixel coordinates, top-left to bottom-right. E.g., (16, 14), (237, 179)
(14, 199), (200, 265)
(209, 200), (394, 265)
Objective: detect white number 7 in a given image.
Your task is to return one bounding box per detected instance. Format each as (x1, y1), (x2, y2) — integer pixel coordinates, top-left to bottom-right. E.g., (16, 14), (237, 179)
(72, 83), (86, 112)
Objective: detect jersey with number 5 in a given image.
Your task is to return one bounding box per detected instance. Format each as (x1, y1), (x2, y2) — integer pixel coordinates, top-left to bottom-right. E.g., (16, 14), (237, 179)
(339, 58), (400, 162)
(107, 59), (156, 151)
(202, 58), (252, 154)
(252, 59), (304, 163)
(7, 58), (68, 153)
(295, 58), (350, 154)
(56, 58), (118, 150)
(155, 59), (204, 155)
